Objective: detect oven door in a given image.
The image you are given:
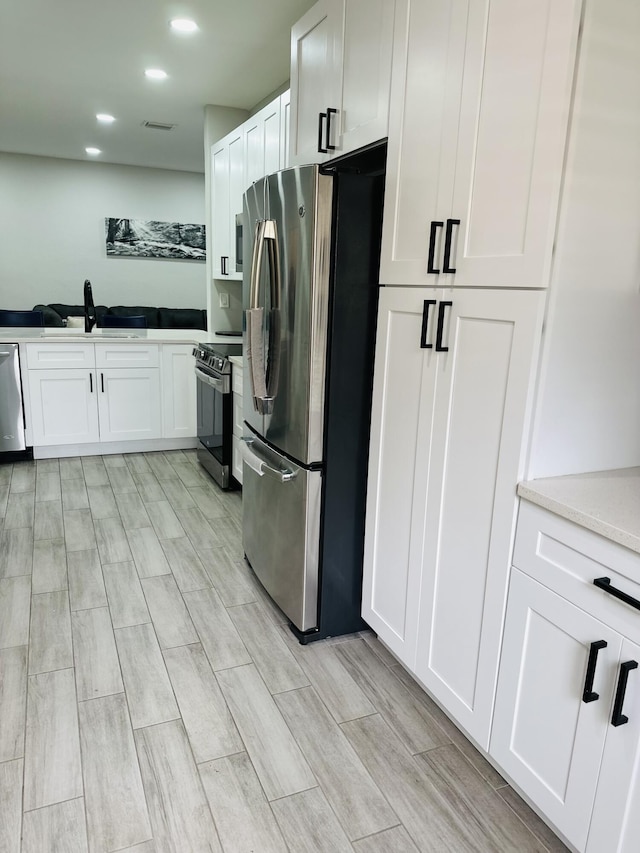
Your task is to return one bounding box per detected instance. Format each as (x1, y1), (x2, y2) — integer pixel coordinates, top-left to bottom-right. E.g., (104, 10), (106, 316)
(195, 364), (232, 488)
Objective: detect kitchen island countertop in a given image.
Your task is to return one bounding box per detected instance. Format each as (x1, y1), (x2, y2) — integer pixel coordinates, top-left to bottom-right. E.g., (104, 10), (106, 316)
(518, 467), (640, 555)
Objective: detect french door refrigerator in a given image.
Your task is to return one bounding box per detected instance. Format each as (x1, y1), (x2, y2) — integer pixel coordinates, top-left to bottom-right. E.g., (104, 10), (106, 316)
(242, 150), (385, 642)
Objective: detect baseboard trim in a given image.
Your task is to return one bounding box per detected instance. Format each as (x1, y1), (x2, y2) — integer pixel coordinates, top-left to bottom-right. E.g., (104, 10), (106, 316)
(32, 437), (198, 459)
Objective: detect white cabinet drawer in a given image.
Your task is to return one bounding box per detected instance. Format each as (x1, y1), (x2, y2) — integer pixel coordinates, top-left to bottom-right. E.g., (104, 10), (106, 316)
(233, 393), (244, 438)
(95, 343), (159, 369)
(232, 365), (243, 396)
(25, 342), (95, 370)
(514, 501), (640, 645)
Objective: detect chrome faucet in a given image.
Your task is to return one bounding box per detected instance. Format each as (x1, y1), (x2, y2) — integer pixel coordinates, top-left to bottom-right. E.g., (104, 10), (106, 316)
(83, 279), (96, 332)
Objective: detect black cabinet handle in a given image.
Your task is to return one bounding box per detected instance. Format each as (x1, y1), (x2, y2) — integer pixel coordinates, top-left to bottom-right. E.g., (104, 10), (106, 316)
(420, 300), (437, 349)
(435, 301), (452, 352)
(594, 577), (640, 612)
(427, 221), (444, 274)
(612, 660), (638, 726)
(318, 112), (328, 154)
(583, 640), (608, 703)
(221, 256), (230, 275)
(89, 373), (93, 394)
(326, 107), (337, 151)
(100, 373), (104, 393)
(443, 218), (460, 274)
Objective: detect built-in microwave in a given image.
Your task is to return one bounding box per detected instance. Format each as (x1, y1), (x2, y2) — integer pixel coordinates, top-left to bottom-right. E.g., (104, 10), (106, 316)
(235, 213), (243, 273)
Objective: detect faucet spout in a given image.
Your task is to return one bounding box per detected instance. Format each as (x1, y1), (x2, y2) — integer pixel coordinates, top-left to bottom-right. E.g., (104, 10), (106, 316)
(84, 279), (96, 333)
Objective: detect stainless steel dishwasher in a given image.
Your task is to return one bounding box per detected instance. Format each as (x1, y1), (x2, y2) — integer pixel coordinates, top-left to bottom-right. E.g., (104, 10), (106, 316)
(0, 344), (26, 452)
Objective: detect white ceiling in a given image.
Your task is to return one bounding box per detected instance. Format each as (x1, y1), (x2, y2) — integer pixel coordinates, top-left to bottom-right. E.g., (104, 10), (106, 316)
(0, 0), (315, 174)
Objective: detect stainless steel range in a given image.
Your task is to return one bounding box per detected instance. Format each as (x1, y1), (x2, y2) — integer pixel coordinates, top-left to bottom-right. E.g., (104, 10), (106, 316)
(193, 341), (242, 489)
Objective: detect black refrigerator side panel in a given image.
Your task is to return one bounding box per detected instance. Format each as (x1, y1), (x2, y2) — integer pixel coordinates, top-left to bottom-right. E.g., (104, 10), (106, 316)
(315, 164), (385, 640)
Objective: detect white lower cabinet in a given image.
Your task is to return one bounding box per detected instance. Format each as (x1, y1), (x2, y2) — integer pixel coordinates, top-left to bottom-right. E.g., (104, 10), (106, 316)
(25, 342), (195, 449)
(491, 503), (640, 853)
(96, 368), (161, 442)
(28, 368), (100, 446)
(161, 345), (197, 439)
(362, 285), (544, 748)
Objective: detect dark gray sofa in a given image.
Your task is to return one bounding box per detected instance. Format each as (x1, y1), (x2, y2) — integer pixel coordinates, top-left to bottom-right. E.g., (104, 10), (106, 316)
(32, 304), (207, 330)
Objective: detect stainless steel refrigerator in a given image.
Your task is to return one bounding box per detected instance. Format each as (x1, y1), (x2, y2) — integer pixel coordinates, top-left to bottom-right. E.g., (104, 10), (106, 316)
(242, 148), (385, 642)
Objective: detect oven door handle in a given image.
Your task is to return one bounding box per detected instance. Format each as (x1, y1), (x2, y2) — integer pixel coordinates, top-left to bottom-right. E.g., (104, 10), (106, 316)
(194, 366), (228, 393)
(241, 438), (296, 483)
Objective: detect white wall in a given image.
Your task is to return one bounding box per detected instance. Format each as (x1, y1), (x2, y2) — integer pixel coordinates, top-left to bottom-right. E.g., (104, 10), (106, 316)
(0, 152), (207, 311)
(527, 0), (640, 478)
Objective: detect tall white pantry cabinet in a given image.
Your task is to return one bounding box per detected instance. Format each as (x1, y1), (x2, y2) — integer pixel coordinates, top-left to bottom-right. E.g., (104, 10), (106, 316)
(362, 0), (583, 750)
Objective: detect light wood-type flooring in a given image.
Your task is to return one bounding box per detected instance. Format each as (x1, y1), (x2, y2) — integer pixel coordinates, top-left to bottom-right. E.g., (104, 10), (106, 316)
(0, 451), (568, 852)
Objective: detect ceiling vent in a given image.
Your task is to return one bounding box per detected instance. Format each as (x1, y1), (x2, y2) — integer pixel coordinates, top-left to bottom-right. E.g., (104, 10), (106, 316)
(141, 120), (177, 131)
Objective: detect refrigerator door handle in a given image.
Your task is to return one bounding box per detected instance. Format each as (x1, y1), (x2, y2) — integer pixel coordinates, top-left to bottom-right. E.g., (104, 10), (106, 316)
(246, 218), (281, 415)
(241, 437), (297, 483)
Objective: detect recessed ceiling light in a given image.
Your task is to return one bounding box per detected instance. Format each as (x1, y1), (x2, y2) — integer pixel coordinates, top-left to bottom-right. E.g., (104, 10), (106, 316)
(85, 147), (101, 156)
(170, 18), (198, 33)
(96, 113), (115, 123)
(145, 68), (168, 80)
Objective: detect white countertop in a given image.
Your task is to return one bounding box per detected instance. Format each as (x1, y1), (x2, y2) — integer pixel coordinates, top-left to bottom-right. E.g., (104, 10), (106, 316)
(518, 467), (640, 554)
(0, 328), (239, 347)
(229, 355), (244, 367)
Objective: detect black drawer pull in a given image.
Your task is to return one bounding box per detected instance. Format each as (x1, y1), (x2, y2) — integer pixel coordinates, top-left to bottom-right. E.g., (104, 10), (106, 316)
(435, 301), (452, 352)
(594, 577), (640, 612)
(420, 300), (436, 349)
(427, 221), (443, 274)
(326, 107), (337, 151)
(318, 112), (328, 154)
(583, 640), (608, 703)
(101, 373), (105, 393)
(612, 660), (638, 727)
(443, 218), (460, 274)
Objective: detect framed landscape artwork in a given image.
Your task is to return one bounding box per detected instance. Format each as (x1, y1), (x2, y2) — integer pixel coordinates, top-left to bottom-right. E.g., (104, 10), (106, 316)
(105, 218), (206, 261)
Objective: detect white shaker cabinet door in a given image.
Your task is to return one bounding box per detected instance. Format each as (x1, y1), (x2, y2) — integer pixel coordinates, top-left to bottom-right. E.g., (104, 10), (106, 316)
(449, 0), (581, 289)
(335, 0), (395, 157)
(491, 570), (621, 852)
(588, 638), (640, 853)
(28, 369), (99, 446)
(361, 286), (440, 669)
(161, 346), (197, 439)
(211, 138), (231, 278)
(380, 0), (581, 288)
(290, 0), (339, 166)
(413, 286), (544, 748)
(96, 368), (162, 443)
(379, 0), (472, 285)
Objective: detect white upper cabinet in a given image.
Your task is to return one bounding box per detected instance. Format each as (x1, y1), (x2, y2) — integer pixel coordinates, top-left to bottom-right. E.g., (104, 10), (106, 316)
(380, 0), (582, 288)
(362, 286), (544, 746)
(211, 128), (243, 280)
(289, 0), (395, 166)
(279, 89), (291, 169)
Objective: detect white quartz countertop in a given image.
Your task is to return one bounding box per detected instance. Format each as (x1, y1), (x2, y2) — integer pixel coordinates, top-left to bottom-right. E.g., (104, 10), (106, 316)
(518, 467), (640, 554)
(0, 328), (239, 347)
(229, 355), (244, 367)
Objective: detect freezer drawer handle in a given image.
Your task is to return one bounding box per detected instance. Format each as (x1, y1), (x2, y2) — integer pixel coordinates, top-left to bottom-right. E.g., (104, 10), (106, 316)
(611, 660), (638, 727)
(594, 577), (640, 612)
(582, 640), (608, 703)
(241, 438), (296, 483)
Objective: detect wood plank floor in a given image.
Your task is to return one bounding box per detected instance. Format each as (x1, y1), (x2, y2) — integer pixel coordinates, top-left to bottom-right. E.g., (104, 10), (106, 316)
(0, 451), (569, 852)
